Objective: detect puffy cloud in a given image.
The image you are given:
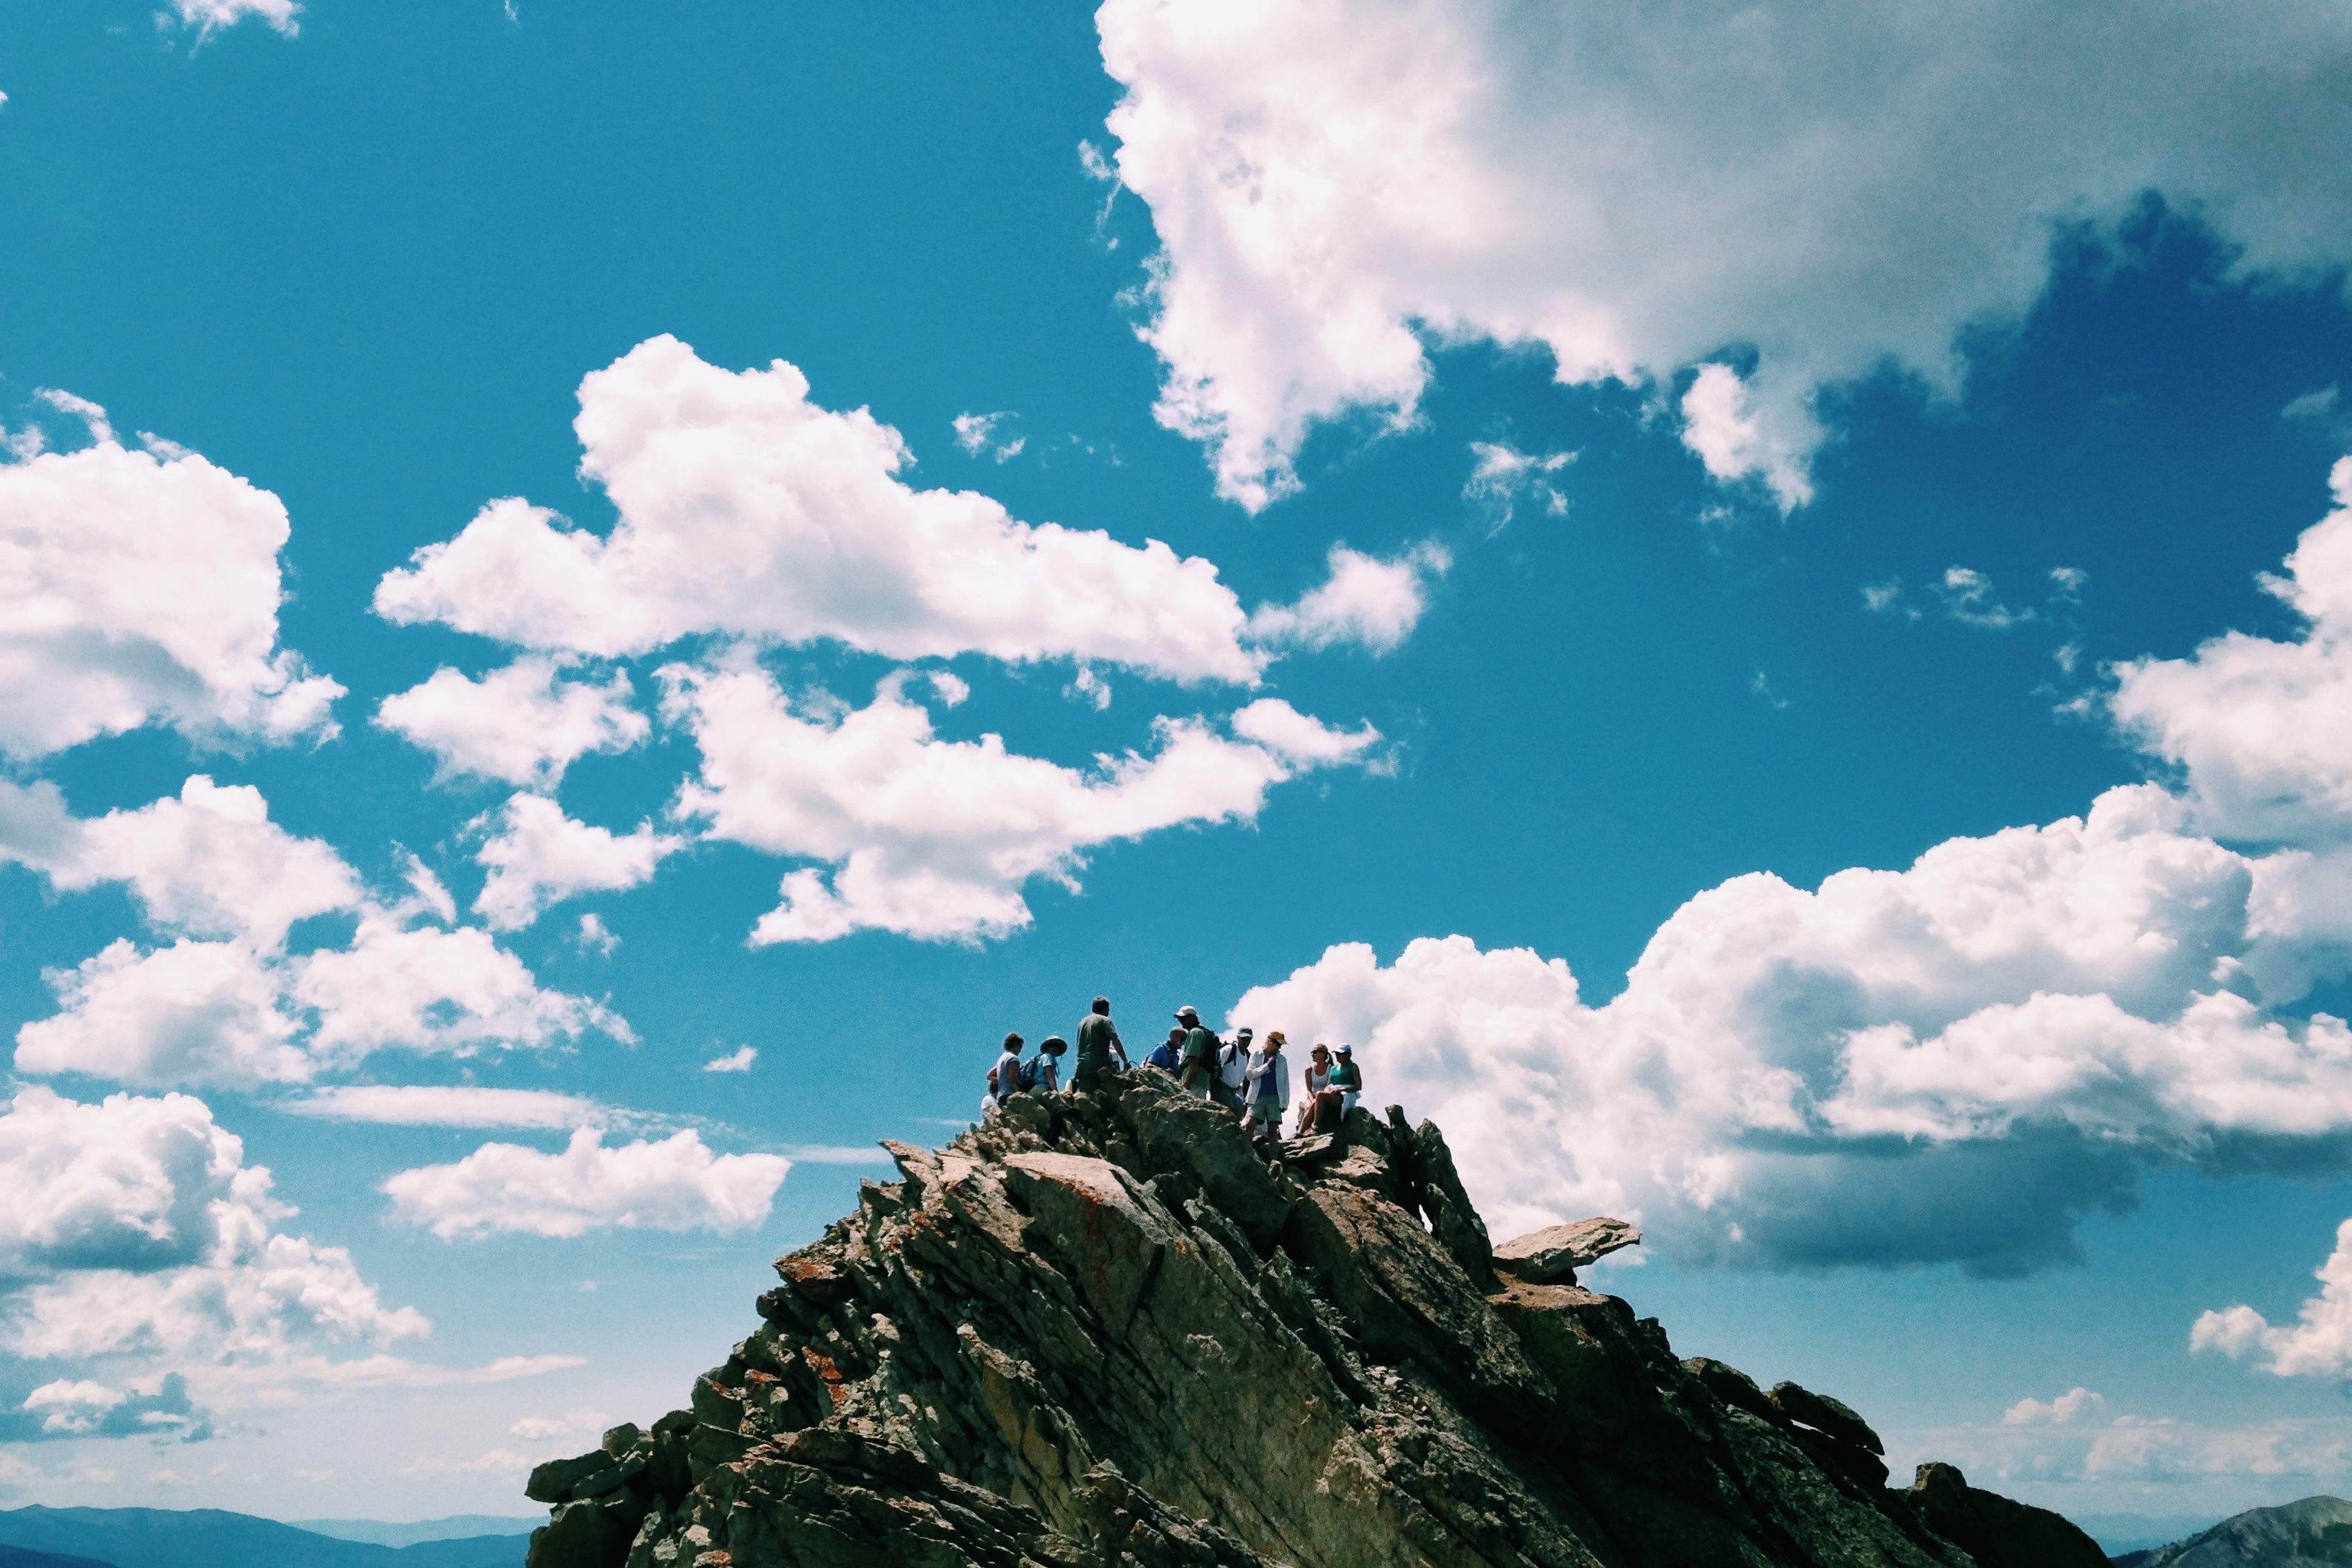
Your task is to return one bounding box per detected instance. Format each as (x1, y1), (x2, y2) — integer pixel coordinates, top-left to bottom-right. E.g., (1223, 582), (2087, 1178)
(663, 665), (1380, 943)
(0, 1088), (432, 1424)
(2193, 1218), (2352, 1377)
(169, 0), (300, 40)
(1247, 543), (1449, 655)
(2003, 1388), (2106, 1427)
(6, 1373), (208, 1443)
(2113, 458), (2352, 845)
(278, 1086), (602, 1130)
(703, 1046), (756, 1074)
(471, 793), (682, 932)
(381, 1128), (790, 1239)
(0, 426), (339, 756)
(1095, 1), (2352, 507)
(6, 778), (625, 1090)
(15, 939), (307, 1091)
(373, 335), (1264, 683)
(290, 912), (631, 1064)
(375, 659), (649, 788)
(1229, 781), (2352, 1273)
(25, 775), (362, 950)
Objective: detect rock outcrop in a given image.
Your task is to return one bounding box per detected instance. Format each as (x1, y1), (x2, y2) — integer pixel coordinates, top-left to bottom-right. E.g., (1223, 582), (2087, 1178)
(523, 1070), (2108, 1568)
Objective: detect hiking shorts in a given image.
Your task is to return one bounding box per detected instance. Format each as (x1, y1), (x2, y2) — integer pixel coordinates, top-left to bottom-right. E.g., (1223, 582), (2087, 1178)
(1247, 1098), (1282, 1126)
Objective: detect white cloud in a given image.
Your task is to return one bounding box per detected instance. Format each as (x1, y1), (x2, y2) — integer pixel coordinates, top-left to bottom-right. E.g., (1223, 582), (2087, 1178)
(951, 411), (1025, 463)
(17, 939), (308, 1091)
(169, 0), (300, 39)
(2113, 458), (2352, 845)
(471, 793), (683, 932)
(2004, 1388), (2106, 1426)
(375, 659), (649, 788)
(1936, 566), (2038, 630)
(1464, 441), (1573, 528)
(381, 1128), (790, 1239)
(290, 912), (631, 1064)
(2193, 1218), (2352, 1378)
(510, 1407), (610, 1440)
(1229, 775), (2352, 1273)
(0, 425), (339, 756)
(373, 336), (1265, 684)
(703, 1046), (755, 1074)
(1247, 542), (1449, 655)
(4, 778), (625, 1089)
(662, 665), (1380, 943)
(0, 1087), (429, 1415)
(278, 1086), (602, 1130)
(1096, 1), (2352, 508)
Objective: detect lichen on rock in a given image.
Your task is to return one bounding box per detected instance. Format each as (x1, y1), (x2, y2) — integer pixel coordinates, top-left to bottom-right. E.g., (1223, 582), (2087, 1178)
(523, 1069), (2105, 1568)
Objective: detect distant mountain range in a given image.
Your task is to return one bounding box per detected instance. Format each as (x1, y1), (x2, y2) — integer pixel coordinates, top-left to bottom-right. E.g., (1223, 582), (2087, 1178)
(2112, 1496), (2352, 1567)
(0, 1507), (529, 1568)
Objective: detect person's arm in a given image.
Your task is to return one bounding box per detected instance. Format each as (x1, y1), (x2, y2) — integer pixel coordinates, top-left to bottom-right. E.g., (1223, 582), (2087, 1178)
(1110, 1025), (1129, 1068)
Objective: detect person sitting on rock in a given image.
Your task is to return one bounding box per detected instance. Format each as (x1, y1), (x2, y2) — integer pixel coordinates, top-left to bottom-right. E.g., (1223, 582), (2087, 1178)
(1073, 996), (1128, 1091)
(1144, 1026), (1184, 1074)
(1298, 1044), (1333, 1136)
(1242, 1030), (1290, 1139)
(981, 1064), (1001, 1119)
(1174, 1007), (1221, 1102)
(993, 1033), (1024, 1105)
(1033, 1035), (1068, 1096)
(1328, 1044), (1364, 1121)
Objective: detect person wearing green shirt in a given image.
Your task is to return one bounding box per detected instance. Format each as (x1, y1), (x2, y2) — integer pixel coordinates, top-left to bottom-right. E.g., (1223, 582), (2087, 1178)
(1173, 1006), (1220, 1102)
(1074, 997), (1128, 1090)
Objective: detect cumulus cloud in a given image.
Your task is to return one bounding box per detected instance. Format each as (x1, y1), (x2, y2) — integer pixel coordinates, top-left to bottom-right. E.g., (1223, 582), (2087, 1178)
(1095, 1), (2352, 508)
(0, 1088), (431, 1422)
(0, 422), (339, 755)
(2113, 458), (2352, 846)
(3, 777), (624, 1090)
(2003, 1388), (2106, 1427)
(2193, 1219), (2352, 1378)
(375, 659), (649, 788)
(1247, 543), (1448, 655)
(4, 1373), (208, 1443)
(373, 335), (1265, 683)
(381, 1128), (790, 1239)
(1230, 782), (2352, 1273)
(662, 665), (1380, 943)
(278, 1086), (602, 1130)
(471, 793), (683, 931)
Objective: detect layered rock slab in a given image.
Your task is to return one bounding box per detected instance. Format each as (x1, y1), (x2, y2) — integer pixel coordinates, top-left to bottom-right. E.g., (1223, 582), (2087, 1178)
(524, 1072), (2105, 1568)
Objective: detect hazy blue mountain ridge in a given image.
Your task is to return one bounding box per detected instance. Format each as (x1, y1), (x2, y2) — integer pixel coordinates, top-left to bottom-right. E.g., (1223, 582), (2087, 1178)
(0, 1507), (526, 1568)
(292, 1517), (543, 1549)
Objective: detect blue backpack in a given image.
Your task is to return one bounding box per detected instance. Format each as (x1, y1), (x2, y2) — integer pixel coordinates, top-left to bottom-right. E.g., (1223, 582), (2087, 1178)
(1016, 1054), (1048, 1093)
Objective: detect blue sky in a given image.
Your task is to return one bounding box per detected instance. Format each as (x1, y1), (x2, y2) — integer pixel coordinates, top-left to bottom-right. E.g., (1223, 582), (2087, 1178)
(6, 0), (2352, 1528)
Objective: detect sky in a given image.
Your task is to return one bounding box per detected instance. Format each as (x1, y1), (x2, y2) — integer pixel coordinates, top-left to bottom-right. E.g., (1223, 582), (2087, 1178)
(4, 0), (2352, 1532)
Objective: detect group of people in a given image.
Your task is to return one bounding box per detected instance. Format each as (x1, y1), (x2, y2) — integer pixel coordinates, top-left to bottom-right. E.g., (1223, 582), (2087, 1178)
(981, 997), (1363, 1141)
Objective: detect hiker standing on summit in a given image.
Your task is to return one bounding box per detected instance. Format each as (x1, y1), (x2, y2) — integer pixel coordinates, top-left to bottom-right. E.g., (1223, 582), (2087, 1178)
(1174, 1006), (1220, 1101)
(1242, 1030), (1290, 1140)
(1073, 997), (1128, 1091)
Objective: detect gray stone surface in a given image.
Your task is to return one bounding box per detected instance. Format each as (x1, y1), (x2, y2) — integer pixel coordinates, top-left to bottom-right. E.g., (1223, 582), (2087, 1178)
(1493, 1218), (1643, 1283)
(522, 1071), (2094, 1568)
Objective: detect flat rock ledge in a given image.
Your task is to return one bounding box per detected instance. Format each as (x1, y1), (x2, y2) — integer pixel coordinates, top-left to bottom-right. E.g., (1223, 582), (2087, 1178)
(522, 1070), (2106, 1568)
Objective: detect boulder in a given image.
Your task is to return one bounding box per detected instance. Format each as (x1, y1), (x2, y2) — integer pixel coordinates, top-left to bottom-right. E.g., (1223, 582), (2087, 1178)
(1907, 1462), (2108, 1568)
(1768, 1380), (1884, 1454)
(1493, 1217), (1642, 1283)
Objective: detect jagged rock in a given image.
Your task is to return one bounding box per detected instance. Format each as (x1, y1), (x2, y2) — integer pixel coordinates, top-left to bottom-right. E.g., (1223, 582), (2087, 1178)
(1905, 1463), (2108, 1568)
(1770, 1379), (1885, 1454)
(1494, 1218), (1642, 1284)
(532, 1068), (2088, 1568)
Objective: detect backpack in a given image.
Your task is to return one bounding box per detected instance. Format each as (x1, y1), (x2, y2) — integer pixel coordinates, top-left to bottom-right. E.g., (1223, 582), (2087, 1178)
(1016, 1054), (1047, 1093)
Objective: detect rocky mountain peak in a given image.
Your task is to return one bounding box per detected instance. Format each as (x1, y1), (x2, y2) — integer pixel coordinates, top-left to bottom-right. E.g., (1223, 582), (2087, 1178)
(521, 1069), (2108, 1568)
